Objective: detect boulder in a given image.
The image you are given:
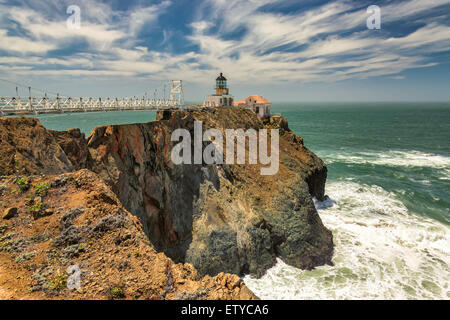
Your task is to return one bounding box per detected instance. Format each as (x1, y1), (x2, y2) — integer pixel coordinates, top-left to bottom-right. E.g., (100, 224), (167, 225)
(3, 207), (18, 220)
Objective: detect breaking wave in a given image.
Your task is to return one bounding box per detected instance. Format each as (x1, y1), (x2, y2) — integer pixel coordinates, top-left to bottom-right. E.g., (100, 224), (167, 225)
(244, 181), (450, 300)
(324, 150), (450, 170)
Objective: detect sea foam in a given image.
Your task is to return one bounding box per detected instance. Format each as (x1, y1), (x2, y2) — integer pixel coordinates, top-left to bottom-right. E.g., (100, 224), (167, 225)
(244, 181), (450, 300)
(326, 150), (450, 170)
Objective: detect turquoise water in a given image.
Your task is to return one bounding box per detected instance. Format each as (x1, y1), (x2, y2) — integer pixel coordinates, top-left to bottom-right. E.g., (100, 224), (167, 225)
(31, 110), (157, 136)
(274, 103), (450, 226)
(30, 103), (450, 299)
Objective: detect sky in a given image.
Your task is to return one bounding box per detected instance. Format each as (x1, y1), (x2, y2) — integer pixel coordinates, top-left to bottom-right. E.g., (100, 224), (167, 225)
(0, 0), (450, 102)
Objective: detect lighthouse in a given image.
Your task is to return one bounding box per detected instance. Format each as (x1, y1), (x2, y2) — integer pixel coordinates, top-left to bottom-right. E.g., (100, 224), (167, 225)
(215, 73), (229, 95)
(203, 73), (234, 107)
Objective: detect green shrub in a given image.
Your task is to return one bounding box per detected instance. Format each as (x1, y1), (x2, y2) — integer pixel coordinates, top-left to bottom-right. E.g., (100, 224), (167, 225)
(110, 286), (125, 299)
(34, 183), (50, 197)
(14, 156), (22, 172)
(0, 232), (15, 242)
(49, 269), (67, 290)
(15, 251), (36, 263)
(28, 201), (45, 218)
(30, 233), (50, 243)
(15, 177), (30, 192)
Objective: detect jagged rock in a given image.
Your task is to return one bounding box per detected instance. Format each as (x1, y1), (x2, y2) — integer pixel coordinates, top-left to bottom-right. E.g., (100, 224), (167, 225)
(87, 107), (333, 277)
(43, 209), (54, 216)
(3, 207), (18, 220)
(50, 176), (69, 188)
(49, 128), (90, 170)
(0, 119), (90, 176)
(0, 118), (73, 175)
(52, 225), (87, 247)
(60, 207), (85, 229)
(269, 115), (289, 134)
(90, 213), (127, 236)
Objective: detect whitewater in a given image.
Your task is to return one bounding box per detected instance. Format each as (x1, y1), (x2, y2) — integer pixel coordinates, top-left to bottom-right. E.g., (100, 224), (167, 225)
(244, 179), (450, 299)
(244, 103), (450, 300)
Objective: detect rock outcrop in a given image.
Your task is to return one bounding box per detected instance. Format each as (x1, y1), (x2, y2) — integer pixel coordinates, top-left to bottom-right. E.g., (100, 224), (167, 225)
(87, 107), (333, 277)
(49, 128), (90, 171)
(0, 118), (90, 176)
(0, 118), (74, 175)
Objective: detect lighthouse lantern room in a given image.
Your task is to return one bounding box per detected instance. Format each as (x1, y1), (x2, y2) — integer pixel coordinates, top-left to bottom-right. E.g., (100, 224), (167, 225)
(204, 73), (234, 107)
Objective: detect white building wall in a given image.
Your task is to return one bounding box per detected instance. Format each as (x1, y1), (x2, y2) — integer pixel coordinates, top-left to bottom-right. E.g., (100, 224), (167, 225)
(204, 95), (234, 107)
(241, 102), (270, 119)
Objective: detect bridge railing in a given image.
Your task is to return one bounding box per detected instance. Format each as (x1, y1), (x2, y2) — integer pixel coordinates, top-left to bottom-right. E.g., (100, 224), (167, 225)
(0, 96), (183, 114)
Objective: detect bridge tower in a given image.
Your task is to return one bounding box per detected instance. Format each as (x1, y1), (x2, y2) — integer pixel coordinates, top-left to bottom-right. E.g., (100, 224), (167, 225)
(169, 80), (184, 107)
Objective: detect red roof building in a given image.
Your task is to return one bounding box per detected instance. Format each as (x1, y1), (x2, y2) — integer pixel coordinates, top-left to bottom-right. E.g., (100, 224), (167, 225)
(233, 95), (272, 119)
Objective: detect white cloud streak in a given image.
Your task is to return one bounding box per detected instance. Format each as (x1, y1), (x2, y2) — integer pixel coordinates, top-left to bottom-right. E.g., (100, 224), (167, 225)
(0, 0), (449, 88)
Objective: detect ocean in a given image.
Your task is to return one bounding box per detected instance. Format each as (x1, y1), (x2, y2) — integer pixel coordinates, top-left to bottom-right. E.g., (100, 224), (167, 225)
(32, 103), (450, 300)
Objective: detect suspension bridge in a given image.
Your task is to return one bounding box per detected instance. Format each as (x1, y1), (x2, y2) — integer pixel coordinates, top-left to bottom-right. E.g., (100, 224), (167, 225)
(0, 79), (184, 115)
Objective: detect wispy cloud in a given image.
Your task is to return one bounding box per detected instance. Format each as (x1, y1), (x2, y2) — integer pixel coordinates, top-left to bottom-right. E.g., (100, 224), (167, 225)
(0, 29), (57, 53)
(128, 0), (171, 36)
(0, 0), (449, 91)
(182, 0), (450, 83)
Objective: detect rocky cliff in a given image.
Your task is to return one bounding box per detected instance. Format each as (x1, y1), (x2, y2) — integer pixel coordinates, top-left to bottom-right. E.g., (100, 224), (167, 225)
(87, 107), (333, 277)
(0, 118), (90, 175)
(0, 118), (75, 175)
(0, 107), (333, 299)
